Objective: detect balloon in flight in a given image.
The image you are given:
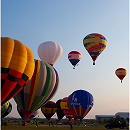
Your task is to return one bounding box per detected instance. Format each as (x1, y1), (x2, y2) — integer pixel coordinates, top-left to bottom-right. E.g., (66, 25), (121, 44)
(83, 33), (107, 65)
(115, 68), (127, 83)
(68, 90), (94, 122)
(38, 41), (63, 66)
(13, 59), (60, 119)
(68, 51), (81, 69)
(1, 37), (35, 105)
(41, 101), (57, 120)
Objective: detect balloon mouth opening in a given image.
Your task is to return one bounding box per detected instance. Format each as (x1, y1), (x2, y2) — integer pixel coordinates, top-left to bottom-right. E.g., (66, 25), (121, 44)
(20, 109), (35, 119)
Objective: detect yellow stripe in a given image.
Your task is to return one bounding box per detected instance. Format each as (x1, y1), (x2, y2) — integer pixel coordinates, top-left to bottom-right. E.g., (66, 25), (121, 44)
(83, 107), (89, 117)
(73, 105), (78, 116)
(28, 60), (40, 110)
(79, 105), (82, 117)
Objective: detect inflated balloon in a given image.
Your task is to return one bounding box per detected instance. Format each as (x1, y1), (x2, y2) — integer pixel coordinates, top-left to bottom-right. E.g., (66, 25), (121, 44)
(68, 51), (81, 69)
(67, 95), (78, 122)
(14, 60), (60, 119)
(115, 68), (127, 83)
(60, 97), (73, 121)
(1, 101), (12, 118)
(1, 37), (35, 105)
(56, 99), (65, 120)
(41, 101), (57, 120)
(83, 33), (107, 65)
(69, 90), (94, 122)
(38, 41), (63, 66)
(17, 105), (40, 119)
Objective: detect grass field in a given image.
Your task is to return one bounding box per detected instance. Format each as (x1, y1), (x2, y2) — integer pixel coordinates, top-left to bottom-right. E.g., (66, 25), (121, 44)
(1, 124), (128, 130)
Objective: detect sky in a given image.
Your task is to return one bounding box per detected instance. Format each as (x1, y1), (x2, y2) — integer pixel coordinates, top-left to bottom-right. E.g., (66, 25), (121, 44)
(1, 0), (129, 119)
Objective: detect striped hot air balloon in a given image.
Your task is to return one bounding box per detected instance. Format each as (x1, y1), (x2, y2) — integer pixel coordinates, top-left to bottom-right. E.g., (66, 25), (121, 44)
(83, 33), (107, 65)
(68, 90), (94, 122)
(68, 51), (81, 69)
(13, 60), (60, 119)
(1, 37), (35, 105)
(60, 97), (73, 121)
(41, 101), (57, 120)
(115, 68), (127, 83)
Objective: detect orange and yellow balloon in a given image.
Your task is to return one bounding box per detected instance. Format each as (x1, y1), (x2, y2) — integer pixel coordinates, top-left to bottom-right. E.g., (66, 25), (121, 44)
(1, 37), (35, 105)
(115, 68), (127, 83)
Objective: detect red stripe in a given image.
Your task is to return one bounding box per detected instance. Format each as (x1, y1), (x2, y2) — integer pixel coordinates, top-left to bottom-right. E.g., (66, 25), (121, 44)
(9, 69), (23, 78)
(18, 78), (26, 86)
(1, 73), (8, 79)
(26, 78), (30, 84)
(1, 79), (17, 103)
(69, 51), (81, 55)
(27, 60), (38, 110)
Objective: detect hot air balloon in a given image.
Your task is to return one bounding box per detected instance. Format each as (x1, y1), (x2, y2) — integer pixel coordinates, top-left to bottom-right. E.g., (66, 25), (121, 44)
(13, 59), (60, 119)
(56, 99), (65, 120)
(17, 105), (40, 119)
(83, 33), (107, 65)
(1, 37), (35, 105)
(115, 68), (127, 83)
(41, 101), (57, 120)
(60, 97), (73, 121)
(1, 101), (12, 118)
(68, 51), (81, 69)
(38, 41), (63, 66)
(69, 90), (94, 122)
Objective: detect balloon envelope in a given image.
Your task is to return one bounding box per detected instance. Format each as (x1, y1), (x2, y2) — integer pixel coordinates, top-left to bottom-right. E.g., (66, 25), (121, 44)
(1, 37), (35, 105)
(69, 90), (94, 121)
(83, 33), (107, 65)
(14, 60), (60, 119)
(60, 97), (73, 121)
(68, 51), (81, 69)
(115, 68), (127, 83)
(41, 101), (57, 120)
(38, 41), (63, 66)
(56, 99), (65, 120)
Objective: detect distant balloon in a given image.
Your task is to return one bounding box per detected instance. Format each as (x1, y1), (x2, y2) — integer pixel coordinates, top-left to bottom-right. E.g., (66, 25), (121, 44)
(1, 101), (12, 118)
(17, 105), (40, 119)
(68, 51), (81, 69)
(83, 33), (107, 65)
(69, 90), (94, 122)
(60, 97), (73, 121)
(115, 68), (127, 83)
(41, 101), (57, 120)
(56, 99), (65, 120)
(38, 41), (63, 66)
(14, 60), (60, 119)
(1, 37), (35, 105)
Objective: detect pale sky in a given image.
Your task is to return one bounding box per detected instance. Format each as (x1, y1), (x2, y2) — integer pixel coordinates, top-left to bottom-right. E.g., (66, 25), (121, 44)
(1, 0), (129, 119)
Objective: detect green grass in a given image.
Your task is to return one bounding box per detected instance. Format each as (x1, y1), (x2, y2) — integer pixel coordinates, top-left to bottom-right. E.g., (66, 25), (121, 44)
(1, 124), (128, 130)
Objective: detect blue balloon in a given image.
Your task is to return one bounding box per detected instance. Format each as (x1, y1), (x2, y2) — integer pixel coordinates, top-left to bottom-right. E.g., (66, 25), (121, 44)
(69, 90), (94, 120)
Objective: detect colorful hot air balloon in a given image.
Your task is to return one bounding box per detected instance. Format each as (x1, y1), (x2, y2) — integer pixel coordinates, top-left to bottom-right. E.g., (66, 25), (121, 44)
(1, 37), (35, 105)
(17, 105), (40, 119)
(68, 51), (81, 69)
(13, 60), (60, 119)
(60, 97), (73, 121)
(41, 101), (57, 120)
(83, 33), (107, 65)
(56, 99), (65, 120)
(69, 90), (94, 122)
(38, 41), (63, 66)
(115, 68), (127, 83)
(1, 101), (12, 118)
